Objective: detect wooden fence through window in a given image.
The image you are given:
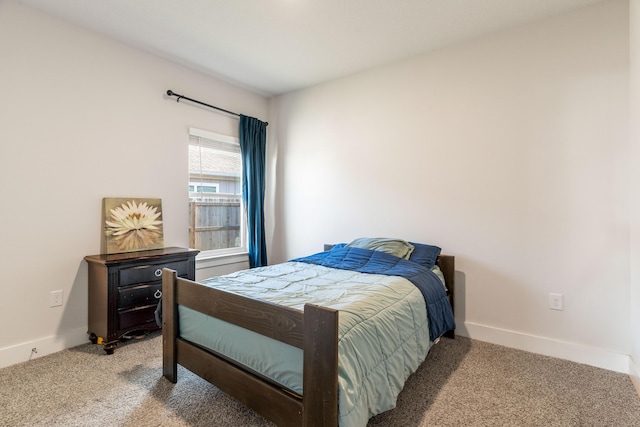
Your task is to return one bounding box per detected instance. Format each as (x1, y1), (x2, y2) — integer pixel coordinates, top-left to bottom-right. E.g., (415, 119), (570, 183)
(189, 199), (241, 251)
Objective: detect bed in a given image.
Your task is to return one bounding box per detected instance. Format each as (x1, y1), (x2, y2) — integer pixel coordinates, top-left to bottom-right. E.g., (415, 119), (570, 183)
(161, 238), (455, 427)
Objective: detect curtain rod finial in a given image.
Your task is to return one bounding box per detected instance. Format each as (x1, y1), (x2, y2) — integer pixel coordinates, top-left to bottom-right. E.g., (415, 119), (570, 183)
(166, 90), (174, 96)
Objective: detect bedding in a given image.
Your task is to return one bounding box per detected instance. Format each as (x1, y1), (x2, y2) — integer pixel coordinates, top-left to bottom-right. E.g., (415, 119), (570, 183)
(178, 246), (454, 427)
(345, 237), (415, 259)
(408, 242), (441, 269)
(335, 238), (442, 271)
(294, 246), (454, 341)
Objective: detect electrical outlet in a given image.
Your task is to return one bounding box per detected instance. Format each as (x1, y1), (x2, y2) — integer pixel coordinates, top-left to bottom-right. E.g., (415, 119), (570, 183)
(549, 293), (563, 311)
(50, 290), (63, 307)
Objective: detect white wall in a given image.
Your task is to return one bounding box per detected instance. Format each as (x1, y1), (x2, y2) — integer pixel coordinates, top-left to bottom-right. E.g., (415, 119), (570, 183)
(630, 0), (640, 391)
(269, 0), (630, 372)
(0, 0), (266, 368)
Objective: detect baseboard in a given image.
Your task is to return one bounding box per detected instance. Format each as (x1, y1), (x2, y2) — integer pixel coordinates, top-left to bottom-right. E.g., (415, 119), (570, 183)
(458, 321), (630, 374)
(630, 357), (640, 397)
(2, 322), (634, 380)
(0, 327), (89, 370)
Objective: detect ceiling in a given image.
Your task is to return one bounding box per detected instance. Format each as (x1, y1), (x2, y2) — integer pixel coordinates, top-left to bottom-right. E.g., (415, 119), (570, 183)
(18, 0), (606, 96)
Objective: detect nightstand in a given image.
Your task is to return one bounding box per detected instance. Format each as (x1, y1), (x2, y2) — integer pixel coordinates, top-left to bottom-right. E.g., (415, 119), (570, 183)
(84, 247), (199, 353)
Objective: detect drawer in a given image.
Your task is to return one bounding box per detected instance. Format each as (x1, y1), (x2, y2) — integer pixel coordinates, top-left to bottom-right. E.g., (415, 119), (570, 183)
(118, 259), (190, 286)
(118, 305), (158, 332)
(118, 283), (162, 309)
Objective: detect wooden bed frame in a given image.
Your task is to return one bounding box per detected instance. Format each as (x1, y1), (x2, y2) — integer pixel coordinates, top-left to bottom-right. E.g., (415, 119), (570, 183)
(162, 254), (455, 427)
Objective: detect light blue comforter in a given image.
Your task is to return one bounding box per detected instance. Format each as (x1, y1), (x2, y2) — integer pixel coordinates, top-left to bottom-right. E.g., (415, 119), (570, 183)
(179, 258), (435, 426)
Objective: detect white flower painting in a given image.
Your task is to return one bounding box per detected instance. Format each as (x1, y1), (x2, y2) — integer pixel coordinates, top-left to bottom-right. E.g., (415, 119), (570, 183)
(103, 198), (164, 254)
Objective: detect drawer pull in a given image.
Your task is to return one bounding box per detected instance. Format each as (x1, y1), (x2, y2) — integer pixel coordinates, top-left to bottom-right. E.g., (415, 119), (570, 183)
(154, 269), (162, 277)
(154, 290), (162, 299)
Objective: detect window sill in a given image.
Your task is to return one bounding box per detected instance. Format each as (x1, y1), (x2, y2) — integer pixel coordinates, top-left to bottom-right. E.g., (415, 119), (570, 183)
(196, 252), (249, 270)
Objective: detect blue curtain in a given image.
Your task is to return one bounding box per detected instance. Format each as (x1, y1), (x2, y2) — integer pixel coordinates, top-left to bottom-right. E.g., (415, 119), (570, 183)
(239, 115), (268, 268)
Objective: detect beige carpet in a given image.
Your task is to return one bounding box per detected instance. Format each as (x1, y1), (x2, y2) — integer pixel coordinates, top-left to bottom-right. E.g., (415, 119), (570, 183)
(1, 333), (639, 426)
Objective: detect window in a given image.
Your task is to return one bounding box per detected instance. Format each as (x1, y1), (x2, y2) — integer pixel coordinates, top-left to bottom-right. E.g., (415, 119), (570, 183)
(189, 127), (246, 257)
(189, 182), (219, 195)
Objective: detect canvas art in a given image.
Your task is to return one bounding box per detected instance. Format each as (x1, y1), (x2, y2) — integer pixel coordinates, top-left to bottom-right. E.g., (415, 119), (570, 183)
(102, 197), (164, 254)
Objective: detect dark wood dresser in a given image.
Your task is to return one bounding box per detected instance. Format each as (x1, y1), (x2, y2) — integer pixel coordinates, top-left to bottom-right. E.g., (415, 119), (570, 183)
(85, 247), (199, 353)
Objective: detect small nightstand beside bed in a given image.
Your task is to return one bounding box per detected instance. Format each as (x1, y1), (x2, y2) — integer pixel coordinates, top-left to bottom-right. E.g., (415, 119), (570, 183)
(162, 238), (455, 427)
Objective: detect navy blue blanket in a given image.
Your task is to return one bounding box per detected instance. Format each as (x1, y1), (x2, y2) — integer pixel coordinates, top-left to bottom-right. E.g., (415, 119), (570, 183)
(293, 246), (455, 341)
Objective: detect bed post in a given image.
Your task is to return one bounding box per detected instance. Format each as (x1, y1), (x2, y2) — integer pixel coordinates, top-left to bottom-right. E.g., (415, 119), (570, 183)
(162, 268), (178, 382)
(437, 255), (455, 339)
(302, 304), (339, 427)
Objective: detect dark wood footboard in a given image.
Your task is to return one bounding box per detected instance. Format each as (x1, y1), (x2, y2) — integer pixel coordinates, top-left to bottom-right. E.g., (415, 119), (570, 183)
(162, 254), (454, 426)
(162, 269), (339, 426)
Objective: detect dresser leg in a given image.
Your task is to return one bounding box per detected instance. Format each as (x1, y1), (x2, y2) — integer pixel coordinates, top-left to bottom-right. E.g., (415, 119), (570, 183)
(88, 333), (98, 344)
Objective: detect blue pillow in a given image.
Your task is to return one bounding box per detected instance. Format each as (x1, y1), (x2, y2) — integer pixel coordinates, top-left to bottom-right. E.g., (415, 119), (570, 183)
(408, 242), (441, 268)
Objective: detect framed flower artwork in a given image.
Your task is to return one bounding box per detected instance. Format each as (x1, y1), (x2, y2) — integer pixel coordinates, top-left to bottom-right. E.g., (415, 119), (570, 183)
(102, 197), (164, 254)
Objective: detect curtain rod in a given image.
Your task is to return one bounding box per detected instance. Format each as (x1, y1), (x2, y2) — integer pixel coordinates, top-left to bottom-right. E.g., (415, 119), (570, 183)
(166, 90), (268, 126)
